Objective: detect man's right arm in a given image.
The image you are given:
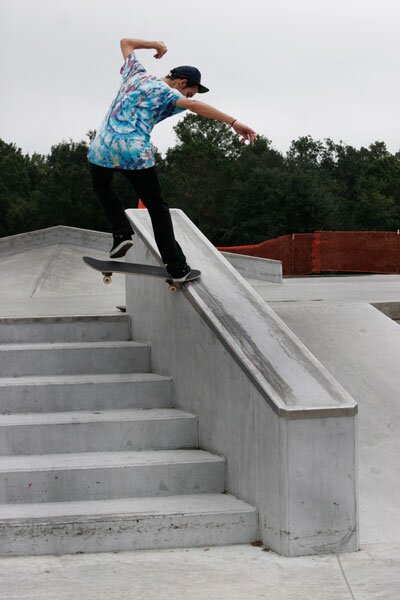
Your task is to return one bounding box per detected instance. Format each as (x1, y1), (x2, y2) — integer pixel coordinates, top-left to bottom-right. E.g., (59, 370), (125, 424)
(120, 38), (167, 60)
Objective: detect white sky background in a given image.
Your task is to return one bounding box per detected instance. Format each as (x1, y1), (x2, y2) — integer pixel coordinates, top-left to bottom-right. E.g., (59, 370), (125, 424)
(1, 0), (400, 157)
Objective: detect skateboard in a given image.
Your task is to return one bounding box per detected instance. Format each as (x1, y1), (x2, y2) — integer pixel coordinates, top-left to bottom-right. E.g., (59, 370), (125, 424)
(83, 256), (201, 293)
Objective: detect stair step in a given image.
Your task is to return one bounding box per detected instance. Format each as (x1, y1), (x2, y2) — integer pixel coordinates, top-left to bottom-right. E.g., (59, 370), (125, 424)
(0, 373), (172, 413)
(0, 409), (198, 454)
(0, 341), (150, 376)
(0, 449), (225, 503)
(0, 315), (131, 343)
(0, 314), (253, 556)
(0, 493), (257, 556)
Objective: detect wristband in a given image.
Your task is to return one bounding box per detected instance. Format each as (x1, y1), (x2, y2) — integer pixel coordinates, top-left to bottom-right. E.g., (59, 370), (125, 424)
(230, 119), (237, 126)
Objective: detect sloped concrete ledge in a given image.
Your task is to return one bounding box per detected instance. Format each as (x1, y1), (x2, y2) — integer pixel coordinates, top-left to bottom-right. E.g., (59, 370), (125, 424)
(125, 209), (359, 556)
(126, 210), (356, 419)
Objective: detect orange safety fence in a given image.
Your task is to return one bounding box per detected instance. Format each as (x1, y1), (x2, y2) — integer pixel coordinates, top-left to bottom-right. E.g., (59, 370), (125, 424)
(218, 231), (400, 276)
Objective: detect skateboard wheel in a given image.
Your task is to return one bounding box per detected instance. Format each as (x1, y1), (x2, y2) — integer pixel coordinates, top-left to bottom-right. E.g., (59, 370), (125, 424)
(103, 275), (112, 284)
(169, 285), (177, 293)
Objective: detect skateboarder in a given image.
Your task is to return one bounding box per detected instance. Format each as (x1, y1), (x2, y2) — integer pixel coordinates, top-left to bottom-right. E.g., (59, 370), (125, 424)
(88, 37), (256, 282)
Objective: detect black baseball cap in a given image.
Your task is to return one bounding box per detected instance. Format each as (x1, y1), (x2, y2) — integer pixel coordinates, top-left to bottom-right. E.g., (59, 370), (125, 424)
(169, 66), (209, 93)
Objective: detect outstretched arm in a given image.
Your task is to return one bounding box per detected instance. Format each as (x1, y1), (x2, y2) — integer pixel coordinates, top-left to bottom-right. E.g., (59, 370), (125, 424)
(120, 38), (167, 60)
(175, 98), (256, 145)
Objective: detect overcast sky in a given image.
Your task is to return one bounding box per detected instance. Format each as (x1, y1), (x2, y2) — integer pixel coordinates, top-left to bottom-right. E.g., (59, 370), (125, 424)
(1, 0), (400, 157)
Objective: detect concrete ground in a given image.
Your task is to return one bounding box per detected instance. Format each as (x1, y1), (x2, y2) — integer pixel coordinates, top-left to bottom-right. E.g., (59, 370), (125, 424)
(250, 273), (400, 303)
(1, 238), (400, 599)
(1, 543), (399, 599)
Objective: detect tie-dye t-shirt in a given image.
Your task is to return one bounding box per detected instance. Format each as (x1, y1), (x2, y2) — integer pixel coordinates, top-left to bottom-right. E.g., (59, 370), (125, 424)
(88, 53), (186, 170)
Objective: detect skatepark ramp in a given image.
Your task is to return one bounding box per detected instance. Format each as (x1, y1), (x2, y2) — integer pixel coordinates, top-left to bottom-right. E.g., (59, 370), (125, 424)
(0, 226), (125, 316)
(0, 225), (280, 317)
(125, 209), (358, 557)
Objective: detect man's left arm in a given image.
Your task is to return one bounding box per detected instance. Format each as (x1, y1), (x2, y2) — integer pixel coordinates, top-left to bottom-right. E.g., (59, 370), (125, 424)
(175, 98), (256, 145)
(120, 38), (167, 60)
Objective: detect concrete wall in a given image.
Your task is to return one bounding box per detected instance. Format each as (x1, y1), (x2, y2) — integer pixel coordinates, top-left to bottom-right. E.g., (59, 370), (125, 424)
(270, 301), (400, 546)
(221, 252), (282, 283)
(125, 209), (359, 556)
(0, 226), (110, 256)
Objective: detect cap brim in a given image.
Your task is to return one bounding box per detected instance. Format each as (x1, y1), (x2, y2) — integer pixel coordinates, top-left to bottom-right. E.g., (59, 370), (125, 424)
(197, 83), (209, 94)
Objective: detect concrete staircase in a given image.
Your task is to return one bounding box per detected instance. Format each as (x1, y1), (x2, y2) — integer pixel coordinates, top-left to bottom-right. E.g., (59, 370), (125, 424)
(0, 315), (257, 556)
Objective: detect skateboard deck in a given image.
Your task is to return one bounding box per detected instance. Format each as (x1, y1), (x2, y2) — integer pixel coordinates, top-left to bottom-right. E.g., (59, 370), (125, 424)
(83, 256), (201, 292)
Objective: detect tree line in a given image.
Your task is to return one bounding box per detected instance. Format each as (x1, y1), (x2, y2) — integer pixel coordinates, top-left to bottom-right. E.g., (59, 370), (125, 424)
(1, 114), (400, 245)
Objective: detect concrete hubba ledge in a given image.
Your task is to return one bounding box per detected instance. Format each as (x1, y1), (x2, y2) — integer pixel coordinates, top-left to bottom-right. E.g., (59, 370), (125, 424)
(125, 209), (359, 557)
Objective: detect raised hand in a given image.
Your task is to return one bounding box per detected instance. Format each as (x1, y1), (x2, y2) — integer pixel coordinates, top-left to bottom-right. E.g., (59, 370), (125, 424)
(232, 121), (256, 145)
(153, 41), (167, 59)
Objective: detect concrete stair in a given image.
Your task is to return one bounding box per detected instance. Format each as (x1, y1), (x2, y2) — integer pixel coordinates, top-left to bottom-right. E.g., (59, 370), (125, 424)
(0, 495), (257, 556)
(0, 373), (173, 413)
(0, 341), (151, 376)
(0, 315), (257, 556)
(0, 409), (198, 454)
(0, 315), (132, 343)
(0, 450), (225, 503)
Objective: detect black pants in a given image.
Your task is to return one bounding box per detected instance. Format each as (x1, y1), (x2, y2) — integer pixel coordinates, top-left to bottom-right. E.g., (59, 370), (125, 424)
(88, 162), (186, 271)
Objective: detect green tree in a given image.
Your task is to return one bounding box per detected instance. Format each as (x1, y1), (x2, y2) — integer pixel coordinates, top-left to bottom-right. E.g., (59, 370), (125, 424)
(218, 136), (287, 244)
(0, 140), (44, 235)
(159, 114), (244, 241)
(2, 121), (400, 243)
